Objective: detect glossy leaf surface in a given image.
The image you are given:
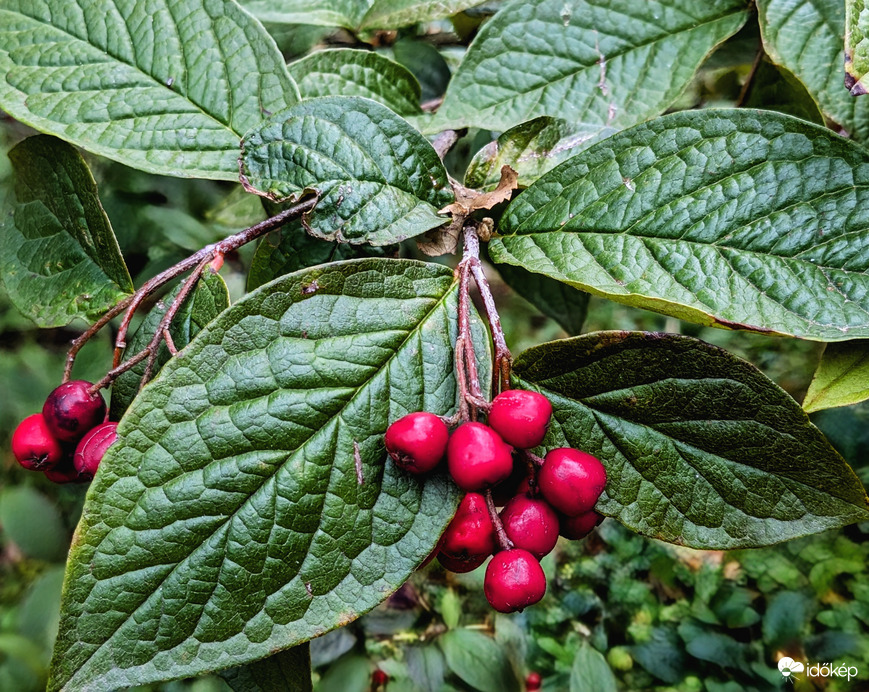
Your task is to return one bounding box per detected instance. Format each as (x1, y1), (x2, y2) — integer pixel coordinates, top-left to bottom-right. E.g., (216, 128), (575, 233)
(513, 332), (869, 549)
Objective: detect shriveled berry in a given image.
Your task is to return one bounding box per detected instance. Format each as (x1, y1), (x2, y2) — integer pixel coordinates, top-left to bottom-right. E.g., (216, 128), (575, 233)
(488, 389), (552, 449)
(484, 549), (546, 613)
(11, 414), (63, 471)
(437, 551), (487, 573)
(500, 494), (559, 559)
(73, 422), (118, 480)
(42, 380), (106, 443)
(385, 412), (449, 474)
(526, 672), (542, 691)
(560, 510), (604, 540)
(538, 448), (606, 517)
(439, 492), (496, 560)
(447, 422), (513, 491)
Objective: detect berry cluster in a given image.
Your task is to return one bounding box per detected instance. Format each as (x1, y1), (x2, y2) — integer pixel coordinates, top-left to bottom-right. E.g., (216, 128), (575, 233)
(385, 389), (607, 613)
(11, 380), (117, 484)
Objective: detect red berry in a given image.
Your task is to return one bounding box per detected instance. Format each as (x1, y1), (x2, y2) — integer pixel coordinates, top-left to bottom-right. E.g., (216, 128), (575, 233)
(437, 551), (487, 573)
(42, 381), (106, 443)
(526, 671), (542, 691)
(439, 492), (496, 560)
(538, 448), (606, 517)
(11, 414), (64, 471)
(447, 422), (513, 491)
(44, 458), (89, 484)
(560, 510), (604, 540)
(488, 390), (552, 449)
(500, 494), (559, 559)
(371, 668), (389, 686)
(73, 422), (118, 480)
(484, 549), (546, 613)
(385, 412), (449, 474)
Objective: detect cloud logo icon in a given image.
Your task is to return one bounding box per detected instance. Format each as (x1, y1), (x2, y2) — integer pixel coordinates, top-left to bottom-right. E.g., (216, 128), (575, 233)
(778, 657), (805, 677)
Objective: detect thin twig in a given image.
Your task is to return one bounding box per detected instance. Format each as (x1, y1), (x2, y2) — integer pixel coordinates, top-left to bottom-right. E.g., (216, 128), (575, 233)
(64, 197), (317, 382)
(485, 489), (514, 551)
(88, 347), (152, 394)
(736, 46), (765, 108)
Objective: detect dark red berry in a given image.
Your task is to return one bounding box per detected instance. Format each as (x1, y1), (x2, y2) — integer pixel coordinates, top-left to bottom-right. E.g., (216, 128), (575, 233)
(500, 494), (559, 559)
(385, 412), (449, 474)
(447, 422), (514, 491)
(439, 492), (496, 560)
(73, 422), (118, 480)
(371, 668), (389, 686)
(488, 390), (552, 449)
(538, 448), (606, 517)
(560, 510), (604, 540)
(11, 414), (64, 471)
(42, 380), (106, 443)
(484, 549), (546, 613)
(44, 458), (89, 484)
(437, 551), (487, 573)
(526, 671), (542, 691)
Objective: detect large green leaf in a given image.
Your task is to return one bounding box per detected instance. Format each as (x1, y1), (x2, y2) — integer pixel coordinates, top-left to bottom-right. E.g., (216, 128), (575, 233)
(439, 629), (520, 692)
(493, 109), (869, 341)
(289, 49), (421, 116)
(238, 0), (369, 29)
(435, 0), (749, 132)
(359, 0), (486, 31)
(219, 644), (312, 692)
(845, 0), (869, 95)
(240, 97), (453, 245)
(1, 135), (132, 327)
(495, 263), (589, 336)
(109, 270), (230, 419)
(464, 117), (617, 191)
(0, 0), (298, 180)
(803, 341), (869, 412)
(512, 331), (869, 549)
(49, 258), (488, 692)
(757, 0), (869, 143)
(569, 642), (617, 692)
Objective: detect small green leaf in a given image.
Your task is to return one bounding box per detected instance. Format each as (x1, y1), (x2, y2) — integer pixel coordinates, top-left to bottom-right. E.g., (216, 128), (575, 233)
(405, 645), (446, 692)
(219, 644), (312, 692)
(677, 622), (749, 669)
(439, 589), (462, 629)
(436, 0), (749, 132)
(496, 263), (588, 336)
(360, 0), (485, 31)
(238, 0), (369, 29)
(2, 136), (132, 327)
(240, 96), (452, 245)
(742, 60), (825, 125)
(465, 117), (617, 191)
(439, 629), (520, 692)
(316, 654), (370, 692)
(512, 331), (869, 549)
(631, 628), (684, 684)
(494, 109), (869, 341)
(758, 0), (869, 143)
(0, 487), (68, 563)
(109, 270), (230, 419)
(846, 0), (869, 95)
(290, 49), (421, 116)
(803, 341), (869, 412)
(762, 591), (811, 647)
(569, 641), (617, 692)
(391, 39), (452, 104)
(49, 259), (489, 692)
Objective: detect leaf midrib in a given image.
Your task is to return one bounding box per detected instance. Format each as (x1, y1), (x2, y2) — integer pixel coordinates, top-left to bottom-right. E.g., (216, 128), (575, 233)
(69, 277), (458, 687)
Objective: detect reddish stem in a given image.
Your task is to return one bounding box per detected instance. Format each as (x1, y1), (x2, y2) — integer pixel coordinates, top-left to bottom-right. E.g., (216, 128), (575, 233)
(485, 489), (514, 552)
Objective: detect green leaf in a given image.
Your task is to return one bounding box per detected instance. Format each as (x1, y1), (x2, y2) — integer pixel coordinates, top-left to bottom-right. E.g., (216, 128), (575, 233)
(109, 270), (230, 419)
(631, 628), (684, 684)
(0, 0), (299, 180)
(237, 0), (369, 29)
(803, 341), (869, 412)
(1, 136), (132, 327)
(496, 263), (588, 336)
(219, 644), (312, 692)
(405, 645), (446, 692)
(762, 591), (811, 647)
(512, 331), (869, 549)
(439, 629), (520, 692)
(677, 622), (749, 669)
(391, 39), (452, 104)
(435, 0), (749, 132)
(569, 641), (617, 692)
(0, 487), (68, 563)
(289, 49), (421, 116)
(240, 96), (453, 245)
(49, 259), (488, 692)
(757, 0), (869, 143)
(848, 0), (869, 96)
(360, 0), (485, 31)
(493, 109), (869, 341)
(742, 60), (826, 125)
(316, 654), (370, 692)
(464, 117), (617, 191)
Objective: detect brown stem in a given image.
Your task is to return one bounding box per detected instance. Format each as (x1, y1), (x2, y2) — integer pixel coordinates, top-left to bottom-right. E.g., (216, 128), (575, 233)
(89, 347), (152, 394)
(485, 489), (514, 552)
(64, 197), (317, 381)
